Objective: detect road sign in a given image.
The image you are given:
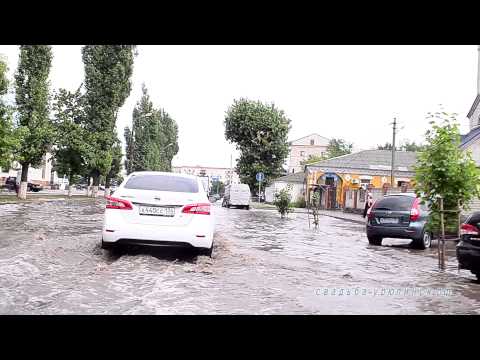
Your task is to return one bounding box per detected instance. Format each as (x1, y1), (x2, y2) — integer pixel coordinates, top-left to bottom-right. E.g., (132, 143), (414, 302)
(256, 172), (264, 182)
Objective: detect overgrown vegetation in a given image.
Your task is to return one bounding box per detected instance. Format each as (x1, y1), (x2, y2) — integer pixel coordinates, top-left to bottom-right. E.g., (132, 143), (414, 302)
(414, 112), (480, 236)
(273, 185), (293, 218)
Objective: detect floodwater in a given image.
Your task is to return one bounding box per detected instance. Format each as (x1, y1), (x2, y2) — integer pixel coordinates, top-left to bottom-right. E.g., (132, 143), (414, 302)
(0, 199), (479, 314)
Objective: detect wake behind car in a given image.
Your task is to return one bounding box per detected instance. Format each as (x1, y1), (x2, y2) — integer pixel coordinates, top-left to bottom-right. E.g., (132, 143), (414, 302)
(457, 212), (480, 280)
(101, 171), (215, 256)
(366, 193), (432, 249)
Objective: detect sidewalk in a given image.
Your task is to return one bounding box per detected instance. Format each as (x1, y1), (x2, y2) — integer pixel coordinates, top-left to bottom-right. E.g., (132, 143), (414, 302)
(250, 202), (366, 224)
(314, 209), (366, 225)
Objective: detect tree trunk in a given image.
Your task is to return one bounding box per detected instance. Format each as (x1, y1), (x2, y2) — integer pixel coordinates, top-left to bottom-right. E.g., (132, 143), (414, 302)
(67, 173), (73, 197)
(91, 174), (100, 198)
(104, 176), (111, 198)
(18, 164), (29, 200)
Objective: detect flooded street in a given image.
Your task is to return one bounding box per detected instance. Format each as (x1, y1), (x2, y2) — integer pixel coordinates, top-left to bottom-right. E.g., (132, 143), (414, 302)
(0, 199), (479, 314)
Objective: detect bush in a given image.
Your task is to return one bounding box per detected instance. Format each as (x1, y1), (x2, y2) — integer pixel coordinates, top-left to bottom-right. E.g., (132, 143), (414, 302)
(273, 185), (293, 218)
(292, 196), (306, 208)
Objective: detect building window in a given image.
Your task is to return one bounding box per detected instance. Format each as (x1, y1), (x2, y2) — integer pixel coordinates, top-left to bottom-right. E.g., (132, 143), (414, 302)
(310, 139), (314, 145)
(300, 151), (305, 156)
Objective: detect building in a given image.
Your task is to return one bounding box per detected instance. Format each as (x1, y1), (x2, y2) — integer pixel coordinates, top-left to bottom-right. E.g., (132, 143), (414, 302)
(0, 153), (54, 187)
(305, 150), (417, 209)
(460, 46), (480, 165)
(172, 165), (240, 185)
(288, 133), (330, 174)
(264, 172), (305, 203)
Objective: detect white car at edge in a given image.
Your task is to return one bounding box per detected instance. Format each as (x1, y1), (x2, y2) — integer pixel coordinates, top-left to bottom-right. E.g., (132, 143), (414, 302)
(101, 171), (215, 256)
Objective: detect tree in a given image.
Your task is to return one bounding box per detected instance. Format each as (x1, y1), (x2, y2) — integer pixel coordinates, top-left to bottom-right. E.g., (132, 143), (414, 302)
(52, 87), (89, 197)
(210, 180), (225, 196)
(14, 45), (54, 199)
(224, 98), (291, 191)
(105, 138), (123, 196)
(325, 138), (352, 158)
(377, 142), (393, 150)
(0, 55), (18, 171)
(82, 45), (135, 197)
(300, 154), (324, 166)
(414, 112), (480, 236)
(402, 140), (425, 152)
(124, 85), (178, 173)
(377, 141), (425, 152)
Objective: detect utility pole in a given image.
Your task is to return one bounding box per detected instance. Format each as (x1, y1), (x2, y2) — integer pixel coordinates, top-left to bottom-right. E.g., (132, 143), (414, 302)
(391, 117), (397, 188)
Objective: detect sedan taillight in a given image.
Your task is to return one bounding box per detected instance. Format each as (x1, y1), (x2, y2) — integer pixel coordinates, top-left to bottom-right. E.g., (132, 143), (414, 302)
(460, 223), (480, 236)
(182, 203), (211, 215)
(105, 196), (133, 210)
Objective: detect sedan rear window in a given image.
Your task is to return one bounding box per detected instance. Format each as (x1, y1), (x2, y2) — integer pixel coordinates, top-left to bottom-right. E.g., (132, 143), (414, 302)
(373, 196), (416, 211)
(124, 175), (199, 193)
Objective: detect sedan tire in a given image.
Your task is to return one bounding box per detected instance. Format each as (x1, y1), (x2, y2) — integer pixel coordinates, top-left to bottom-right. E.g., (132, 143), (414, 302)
(367, 236), (382, 246)
(198, 242), (213, 257)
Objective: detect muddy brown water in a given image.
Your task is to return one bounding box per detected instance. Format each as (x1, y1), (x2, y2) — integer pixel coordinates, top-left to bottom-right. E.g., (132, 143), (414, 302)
(0, 199), (478, 314)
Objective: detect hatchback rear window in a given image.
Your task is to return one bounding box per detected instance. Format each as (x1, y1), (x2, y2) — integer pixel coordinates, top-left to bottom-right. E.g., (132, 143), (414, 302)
(373, 196), (416, 211)
(124, 175), (199, 193)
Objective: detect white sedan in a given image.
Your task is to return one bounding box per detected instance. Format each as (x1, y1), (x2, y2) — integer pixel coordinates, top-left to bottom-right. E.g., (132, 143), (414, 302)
(101, 171), (215, 256)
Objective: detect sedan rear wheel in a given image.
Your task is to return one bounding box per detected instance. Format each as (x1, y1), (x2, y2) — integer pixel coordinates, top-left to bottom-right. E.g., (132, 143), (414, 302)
(367, 236), (382, 246)
(198, 242), (213, 257)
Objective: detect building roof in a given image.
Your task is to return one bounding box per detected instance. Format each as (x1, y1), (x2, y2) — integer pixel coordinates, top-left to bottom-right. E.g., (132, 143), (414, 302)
(467, 94), (480, 119)
(289, 133), (330, 145)
(305, 150), (417, 173)
(272, 172), (305, 184)
(460, 126), (480, 149)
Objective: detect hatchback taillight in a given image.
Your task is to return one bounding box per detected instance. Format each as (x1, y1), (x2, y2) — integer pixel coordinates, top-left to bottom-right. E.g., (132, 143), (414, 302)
(182, 203), (211, 215)
(410, 198), (420, 221)
(105, 196), (133, 210)
(460, 223), (480, 236)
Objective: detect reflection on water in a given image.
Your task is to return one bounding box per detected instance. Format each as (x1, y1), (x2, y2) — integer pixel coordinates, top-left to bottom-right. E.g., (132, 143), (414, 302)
(0, 200), (478, 314)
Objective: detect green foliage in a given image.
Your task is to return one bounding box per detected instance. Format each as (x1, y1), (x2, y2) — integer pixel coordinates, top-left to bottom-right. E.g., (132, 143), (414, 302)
(300, 154), (324, 166)
(82, 45), (135, 184)
(377, 141), (425, 152)
(52, 87), (88, 185)
(124, 85), (179, 173)
(210, 180), (225, 196)
(0, 56), (19, 170)
(273, 185), (293, 218)
(414, 112), (480, 235)
(401, 140), (426, 152)
(14, 45), (54, 168)
(106, 139), (123, 187)
(224, 98), (291, 191)
(377, 142), (393, 150)
(292, 195), (306, 208)
(325, 138), (352, 158)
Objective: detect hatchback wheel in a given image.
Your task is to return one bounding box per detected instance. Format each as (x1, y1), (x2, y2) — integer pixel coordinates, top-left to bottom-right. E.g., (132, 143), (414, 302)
(412, 231), (431, 249)
(367, 236), (382, 246)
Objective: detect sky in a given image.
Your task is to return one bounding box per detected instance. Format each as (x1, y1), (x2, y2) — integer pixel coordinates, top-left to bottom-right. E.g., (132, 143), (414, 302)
(0, 45), (478, 168)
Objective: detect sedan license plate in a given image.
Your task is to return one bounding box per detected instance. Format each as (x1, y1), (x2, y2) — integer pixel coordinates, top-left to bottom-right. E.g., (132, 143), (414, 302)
(139, 206), (175, 217)
(379, 217), (398, 224)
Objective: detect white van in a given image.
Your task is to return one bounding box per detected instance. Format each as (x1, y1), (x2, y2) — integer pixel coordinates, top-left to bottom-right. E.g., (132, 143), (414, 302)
(222, 183), (251, 210)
